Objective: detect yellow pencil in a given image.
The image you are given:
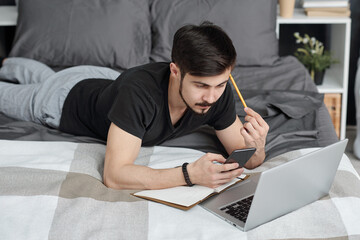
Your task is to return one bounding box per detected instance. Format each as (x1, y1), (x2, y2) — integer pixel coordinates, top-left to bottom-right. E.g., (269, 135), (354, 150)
(229, 74), (247, 108)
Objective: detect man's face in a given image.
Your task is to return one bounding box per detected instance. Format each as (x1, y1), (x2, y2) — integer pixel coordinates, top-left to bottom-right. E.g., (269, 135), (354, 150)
(179, 68), (231, 115)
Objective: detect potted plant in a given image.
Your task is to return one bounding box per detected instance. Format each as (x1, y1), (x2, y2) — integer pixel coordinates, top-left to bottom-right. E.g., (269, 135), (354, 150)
(293, 32), (338, 85)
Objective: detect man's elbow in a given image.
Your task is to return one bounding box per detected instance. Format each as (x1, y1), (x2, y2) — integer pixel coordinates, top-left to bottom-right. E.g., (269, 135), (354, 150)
(103, 172), (125, 190)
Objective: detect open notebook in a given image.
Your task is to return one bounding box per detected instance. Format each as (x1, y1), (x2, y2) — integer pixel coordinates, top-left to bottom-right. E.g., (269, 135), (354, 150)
(132, 174), (249, 210)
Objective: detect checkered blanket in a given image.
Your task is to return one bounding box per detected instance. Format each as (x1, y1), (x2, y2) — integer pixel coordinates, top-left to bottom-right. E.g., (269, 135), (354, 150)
(0, 140), (359, 239)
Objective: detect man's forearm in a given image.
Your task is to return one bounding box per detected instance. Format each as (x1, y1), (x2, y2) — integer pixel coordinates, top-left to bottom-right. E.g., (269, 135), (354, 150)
(104, 164), (186, 190)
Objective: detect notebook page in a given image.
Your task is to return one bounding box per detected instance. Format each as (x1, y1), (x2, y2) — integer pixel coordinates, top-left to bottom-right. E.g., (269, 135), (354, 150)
(134, 185), (214, 207)
(134, 174), (248, 207)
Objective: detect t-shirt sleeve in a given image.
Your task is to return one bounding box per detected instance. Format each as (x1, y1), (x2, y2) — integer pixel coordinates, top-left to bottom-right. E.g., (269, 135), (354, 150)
(208, 83), (237, 130)
(107, 84), (155, 139)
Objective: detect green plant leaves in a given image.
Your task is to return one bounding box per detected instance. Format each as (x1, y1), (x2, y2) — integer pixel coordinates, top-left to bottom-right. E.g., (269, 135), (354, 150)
(293, 32), (338, 72)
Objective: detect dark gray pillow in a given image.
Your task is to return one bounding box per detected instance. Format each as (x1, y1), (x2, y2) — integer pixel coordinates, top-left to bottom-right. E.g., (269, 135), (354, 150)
(10, 0), (151, 70)
(150, 0), (279, 67)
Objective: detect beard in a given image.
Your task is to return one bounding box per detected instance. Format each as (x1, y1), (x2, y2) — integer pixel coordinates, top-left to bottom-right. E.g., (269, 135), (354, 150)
(179, 81), (215, 116)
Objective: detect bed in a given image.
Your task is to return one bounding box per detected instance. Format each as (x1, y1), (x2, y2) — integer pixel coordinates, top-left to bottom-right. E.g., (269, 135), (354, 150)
(1, 0), (360, 239)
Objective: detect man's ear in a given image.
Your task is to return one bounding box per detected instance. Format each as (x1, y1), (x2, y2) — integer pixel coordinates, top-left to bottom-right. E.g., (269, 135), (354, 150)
(170, 62), (181, 79)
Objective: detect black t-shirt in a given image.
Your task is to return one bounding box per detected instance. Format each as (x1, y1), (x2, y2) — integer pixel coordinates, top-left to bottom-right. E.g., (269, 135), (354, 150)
(59, 62), (236, 146)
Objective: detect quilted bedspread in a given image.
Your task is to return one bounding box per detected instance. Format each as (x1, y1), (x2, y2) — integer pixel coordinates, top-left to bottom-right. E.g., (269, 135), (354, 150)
(0, 140), (359, 240)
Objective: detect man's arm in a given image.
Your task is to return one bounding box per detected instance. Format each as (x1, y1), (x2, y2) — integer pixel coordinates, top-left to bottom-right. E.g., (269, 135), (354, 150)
(103, 123), (184, 190)
(103, 123), (243, 190)
(216, 107), (269, 169)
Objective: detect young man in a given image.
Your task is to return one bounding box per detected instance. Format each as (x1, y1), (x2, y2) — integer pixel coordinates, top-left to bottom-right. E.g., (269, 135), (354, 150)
(0, 22), (268, 190)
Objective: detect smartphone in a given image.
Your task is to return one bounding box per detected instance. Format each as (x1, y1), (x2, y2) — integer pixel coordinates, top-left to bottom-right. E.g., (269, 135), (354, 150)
(224, 148), (256, 168)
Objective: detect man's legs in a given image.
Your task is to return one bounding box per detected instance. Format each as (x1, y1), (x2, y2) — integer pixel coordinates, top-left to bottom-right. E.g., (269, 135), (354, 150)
(0, 58), (120, 128)
(0, 57), (55, 84)
(37, 65), (120, 128)
(0, 57), (55, 123)
(0, 82), (42, 123)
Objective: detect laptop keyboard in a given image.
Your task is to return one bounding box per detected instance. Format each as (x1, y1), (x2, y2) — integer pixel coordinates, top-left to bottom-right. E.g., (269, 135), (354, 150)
(220, 195), (254, 223)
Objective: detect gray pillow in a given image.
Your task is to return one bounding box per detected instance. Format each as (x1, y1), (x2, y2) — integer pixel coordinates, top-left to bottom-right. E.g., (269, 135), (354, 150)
(150, 0), (279, 67)
(10, 0), (151, 70)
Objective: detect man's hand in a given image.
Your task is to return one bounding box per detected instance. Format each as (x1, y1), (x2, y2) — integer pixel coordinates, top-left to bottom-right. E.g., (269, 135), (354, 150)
(241, 107), (269, 168)
(187, 153), (244, 189)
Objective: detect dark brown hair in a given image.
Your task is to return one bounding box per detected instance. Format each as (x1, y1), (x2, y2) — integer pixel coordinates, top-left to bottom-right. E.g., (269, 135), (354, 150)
(171, 21), (237, 79)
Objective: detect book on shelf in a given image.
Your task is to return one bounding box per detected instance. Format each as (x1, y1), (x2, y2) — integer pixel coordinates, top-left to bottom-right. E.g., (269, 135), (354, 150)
(305, 9), (351, 17)
(304, 4), (350, 17)
(302, 0), (349, 8)
(304, 6), (349, 12)
(132, 174), (249, 210)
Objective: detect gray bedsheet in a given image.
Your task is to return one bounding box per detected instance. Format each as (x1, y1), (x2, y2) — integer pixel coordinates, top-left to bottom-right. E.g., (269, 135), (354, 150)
(0, 56), (338, 159)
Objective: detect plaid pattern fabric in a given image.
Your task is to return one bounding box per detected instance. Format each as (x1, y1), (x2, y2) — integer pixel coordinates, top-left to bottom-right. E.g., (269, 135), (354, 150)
(0, 140), (359, 239)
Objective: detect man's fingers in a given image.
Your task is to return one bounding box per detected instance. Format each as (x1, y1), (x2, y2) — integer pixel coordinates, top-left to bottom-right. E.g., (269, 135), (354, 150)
(243, 122), (258, 136)
(244, 107), (258, 117)
(220, 168), (244, 179)
(212, 168), (244, 187)
(240, 127), (253, 142)
(243, 108), (269, 139)
(244, 107), (268, 128)
(203, 153), (226, 163)
(215, 157), (227, 164)
(217, 162), (239, 172)
(196, 153), (247, 188)
(244, 116), (260, 129)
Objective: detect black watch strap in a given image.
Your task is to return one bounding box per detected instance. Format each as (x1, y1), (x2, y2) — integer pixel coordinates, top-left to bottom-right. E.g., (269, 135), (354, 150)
(182, 162), (194, 187)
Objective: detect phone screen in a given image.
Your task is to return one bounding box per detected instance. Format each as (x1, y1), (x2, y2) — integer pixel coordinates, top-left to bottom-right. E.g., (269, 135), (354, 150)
(224, 148), (256, 168)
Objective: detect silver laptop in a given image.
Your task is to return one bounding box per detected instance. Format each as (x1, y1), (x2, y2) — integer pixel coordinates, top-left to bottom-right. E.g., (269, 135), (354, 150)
(200, 139), (348, 231)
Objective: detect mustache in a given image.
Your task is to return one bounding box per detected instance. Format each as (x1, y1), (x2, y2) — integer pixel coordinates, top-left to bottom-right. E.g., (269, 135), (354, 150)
(195, 102), (215, 107)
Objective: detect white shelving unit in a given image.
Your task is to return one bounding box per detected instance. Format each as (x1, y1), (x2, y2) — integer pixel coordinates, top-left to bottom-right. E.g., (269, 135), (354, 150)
(276, 8), (351, 139)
